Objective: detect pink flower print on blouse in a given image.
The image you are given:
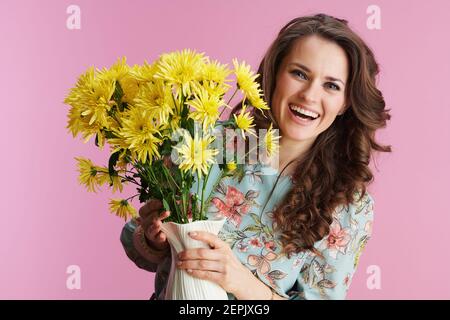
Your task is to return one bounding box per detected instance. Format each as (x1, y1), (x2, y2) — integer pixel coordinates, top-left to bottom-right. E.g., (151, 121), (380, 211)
(249, 237), (263, 248)
(211, 185), (251, 227)
(264, 240), (277, 252)
(320, 219), (351, 259)
(248, 251), (278, 275)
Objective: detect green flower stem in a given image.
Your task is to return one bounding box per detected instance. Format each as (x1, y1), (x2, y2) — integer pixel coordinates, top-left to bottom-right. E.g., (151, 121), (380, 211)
(180, 170), (188, 223)
(203, 169), (225, 215)
(171, 193), (182, 223)
(196, 171), (201, 221)
(200, 166), (212, 220)
(119, 175), (142, 187)
(125, 194), (140, 202)
(147, 165), (164, 200)
(161, 165), (180, 190)
(219, 87), (238, 118)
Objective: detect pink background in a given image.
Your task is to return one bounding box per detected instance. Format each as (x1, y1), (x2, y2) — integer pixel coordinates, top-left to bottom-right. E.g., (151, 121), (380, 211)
(1, 0), (449, 299)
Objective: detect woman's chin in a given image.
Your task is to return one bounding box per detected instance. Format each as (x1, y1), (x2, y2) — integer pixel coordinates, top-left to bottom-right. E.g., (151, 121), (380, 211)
(281, 122), (317, 142)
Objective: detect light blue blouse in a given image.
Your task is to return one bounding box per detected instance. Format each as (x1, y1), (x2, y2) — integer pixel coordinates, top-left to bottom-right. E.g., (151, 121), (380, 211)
(121, 160), (374, 300)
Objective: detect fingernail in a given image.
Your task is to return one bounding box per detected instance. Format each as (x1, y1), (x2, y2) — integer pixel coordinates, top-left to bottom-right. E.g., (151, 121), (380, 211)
(189, 232), (197, 237)
(187, 269), (192, 273)
(176, 261), (182, 266)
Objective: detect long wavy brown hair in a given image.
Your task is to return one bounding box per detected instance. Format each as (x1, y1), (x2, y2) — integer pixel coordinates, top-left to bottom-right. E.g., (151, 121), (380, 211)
(229, 13), (392, 257)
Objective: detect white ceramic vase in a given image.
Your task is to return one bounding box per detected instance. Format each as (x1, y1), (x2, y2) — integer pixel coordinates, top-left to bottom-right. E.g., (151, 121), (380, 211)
(160, 217), (228, 300)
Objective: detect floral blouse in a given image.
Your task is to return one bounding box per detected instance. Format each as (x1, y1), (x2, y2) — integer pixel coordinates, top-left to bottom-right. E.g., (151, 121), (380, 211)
(120, 161), (374, 300)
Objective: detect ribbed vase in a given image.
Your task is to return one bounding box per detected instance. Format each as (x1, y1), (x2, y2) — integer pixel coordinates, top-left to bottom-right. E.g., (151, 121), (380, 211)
(160, 217), (228, 300)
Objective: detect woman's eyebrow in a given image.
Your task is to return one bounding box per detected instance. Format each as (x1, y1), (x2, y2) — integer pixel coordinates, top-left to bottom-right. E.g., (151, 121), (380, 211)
(288, 62), (346, 85)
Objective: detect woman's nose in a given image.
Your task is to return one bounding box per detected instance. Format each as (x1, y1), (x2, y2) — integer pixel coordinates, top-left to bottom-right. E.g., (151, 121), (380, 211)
(298, 82), (320, 104)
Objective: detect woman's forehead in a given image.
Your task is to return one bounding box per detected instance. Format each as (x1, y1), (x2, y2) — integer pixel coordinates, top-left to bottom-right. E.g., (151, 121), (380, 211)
(284, 35), (349, 81)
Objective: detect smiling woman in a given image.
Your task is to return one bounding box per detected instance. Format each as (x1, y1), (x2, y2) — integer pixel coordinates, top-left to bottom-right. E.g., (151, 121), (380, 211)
(272, 35), (349, 144)
(120, 13), (391, 300)
(241, 14), (392, 258)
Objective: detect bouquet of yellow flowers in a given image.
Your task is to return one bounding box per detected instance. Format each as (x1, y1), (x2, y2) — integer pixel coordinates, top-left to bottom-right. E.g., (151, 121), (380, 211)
(64, 49), (279, 225)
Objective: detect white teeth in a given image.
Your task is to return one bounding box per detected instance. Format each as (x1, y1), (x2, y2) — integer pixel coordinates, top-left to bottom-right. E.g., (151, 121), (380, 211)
(289, 104), (319, 119)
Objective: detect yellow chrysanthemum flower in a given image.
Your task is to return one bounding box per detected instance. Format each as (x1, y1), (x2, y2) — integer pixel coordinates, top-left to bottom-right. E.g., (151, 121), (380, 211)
(169, 114), (182, 132)
(97, 57), (129, 82)
(232, 58), (259, 92)
(232, 59), (269, 111)
(154, 49), (207, 98)
(129, 60), (160, 82)
(115, 151), (130, 170)
(64, 66), (115, 146)
(187, 87), (224, 130)
(201, 81), (230, 98)
(133, 80), (176, 124)
(78, 78), (115, 126)
(233, 105), (256, 138)
(97, 57), (140, 104)
(173, 131), (219, 177)
(66, 104), (103, 142)
(109, 199), (137, 221)
(261, 124), (280, 158)
(247, 90), (269, 111)
(201, 58), (233, 85)
(226, 160), (237, 173)
(108, 132), (129, 155)
(76, 157), (106, 193)
(96, 169), (124, 193)
(119, 106), (162, 164)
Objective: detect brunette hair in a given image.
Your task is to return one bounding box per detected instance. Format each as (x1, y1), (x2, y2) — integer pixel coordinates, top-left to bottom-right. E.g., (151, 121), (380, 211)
(229, 13), (391, 256)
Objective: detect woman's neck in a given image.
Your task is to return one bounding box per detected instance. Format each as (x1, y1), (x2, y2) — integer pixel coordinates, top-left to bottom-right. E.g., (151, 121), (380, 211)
(272, 136), (315, 176)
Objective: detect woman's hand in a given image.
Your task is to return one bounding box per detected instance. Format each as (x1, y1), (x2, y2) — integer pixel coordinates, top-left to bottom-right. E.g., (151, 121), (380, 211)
(136, 199), (171, 252)
(176, 231), (262, 298)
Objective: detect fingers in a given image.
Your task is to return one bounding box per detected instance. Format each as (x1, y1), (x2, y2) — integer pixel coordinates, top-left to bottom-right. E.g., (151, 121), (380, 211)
(177, 259), (224, 273)
(157, 231), (167, 243)
(147, 219), (163, 239)
(178, 248), (223, 261)
(142, 210), (170, 231)
(182, 269), (221, 282)
(138, 199), (163, 219)
(143, 210), (171, 244)
(188, 231), (226, 250)
(159, 210), (171, 221)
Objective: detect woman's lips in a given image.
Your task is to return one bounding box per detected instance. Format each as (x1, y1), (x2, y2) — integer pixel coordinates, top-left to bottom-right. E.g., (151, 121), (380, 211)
(288, 104), (319, 126)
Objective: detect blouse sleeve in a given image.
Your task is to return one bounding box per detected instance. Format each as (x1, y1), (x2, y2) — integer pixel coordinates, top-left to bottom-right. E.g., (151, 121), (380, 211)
(288, 192), (375, 300)
(120, 218), (167, 273)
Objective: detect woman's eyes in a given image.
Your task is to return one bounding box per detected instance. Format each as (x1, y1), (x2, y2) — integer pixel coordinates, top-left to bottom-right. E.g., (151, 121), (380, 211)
(291, 69), (307, 80)
(291, 70), (341, 91)
(325, 82), (340, 91)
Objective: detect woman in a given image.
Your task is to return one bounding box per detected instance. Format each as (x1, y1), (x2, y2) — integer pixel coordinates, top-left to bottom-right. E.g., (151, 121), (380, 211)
(120, 13), (391, 300)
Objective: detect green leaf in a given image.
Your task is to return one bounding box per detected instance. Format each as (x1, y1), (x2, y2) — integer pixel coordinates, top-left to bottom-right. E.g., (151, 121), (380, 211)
(162, 198), (171, 213)
(104, 130), (119, 139)
(250, 213), (262, 225)
(243, 225), (262, 233)
(108, 151), (121, 177)
(160, 139), (173, 156)
(113, 80), (124, 103)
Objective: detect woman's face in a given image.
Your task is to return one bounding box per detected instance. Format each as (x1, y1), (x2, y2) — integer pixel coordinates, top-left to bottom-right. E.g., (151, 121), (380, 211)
(272, 35), (349, 144)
